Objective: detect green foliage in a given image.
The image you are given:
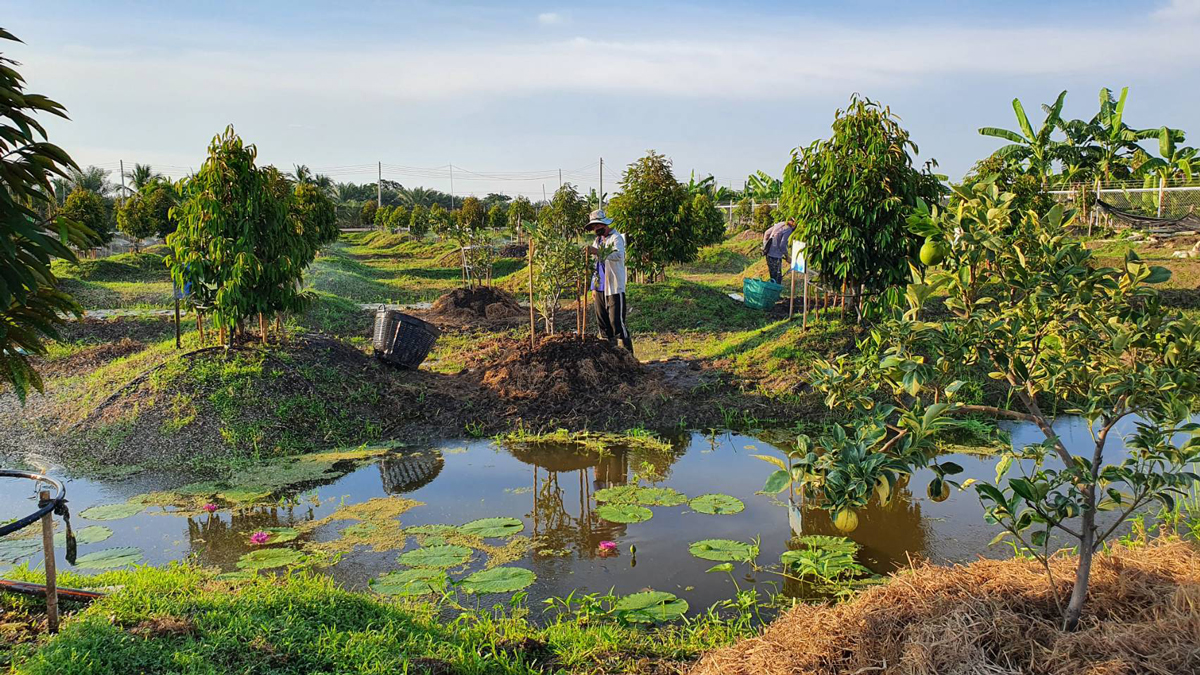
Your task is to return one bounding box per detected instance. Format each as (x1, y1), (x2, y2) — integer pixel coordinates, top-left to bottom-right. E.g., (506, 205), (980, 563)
(596, 503), (653, 523)
(732, 197), (752, 231)
(458, 517), (524, 538)
(780, 95), (942, 317)
(804, 180), (1200, 628)
(79, 502), (145, 521)
(369, 568), (447, 596)
(507, 195), (535, 241)
(978, 91), (1067, 187)
(612, 591), (689, 624)
(689, 493), (745, 515)
(0, 34), (99, 400)
(687, 539), (757, 562)
(398, 544), (471, 569)
(165, 127), (339, 336)
(373, 203), (391, 229)
(745, 170), (782, 201)
(527, 184), (589, 334)
(408, 204), (430, 238)
(235, 548), (306, 570)
(780, 535), (869, 589)
(751, 203), (773, 233)
(460, 566), (536, 594)
(387, 204), (409, 233)
(73, 547), (143, 569)
(457, 196), (486, 233)
(429, 203), (452, 239)
(60, 188), (110, 246)
(115, 194), (156, 248)
(607, 150), (714, 279)
(487, 202), (507, 231)
(359, 199), (377, 226)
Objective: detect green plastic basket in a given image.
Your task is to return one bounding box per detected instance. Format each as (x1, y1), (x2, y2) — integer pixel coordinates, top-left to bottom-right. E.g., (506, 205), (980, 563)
(743, 277), (783, 310)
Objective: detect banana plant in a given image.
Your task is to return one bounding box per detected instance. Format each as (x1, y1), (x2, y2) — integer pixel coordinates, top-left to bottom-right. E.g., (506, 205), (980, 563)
(745, 170), (781, 201)
(1089, 87), (1158, 186)
(1137, 126), (1195, 216)
(978, 90), (1067, 189)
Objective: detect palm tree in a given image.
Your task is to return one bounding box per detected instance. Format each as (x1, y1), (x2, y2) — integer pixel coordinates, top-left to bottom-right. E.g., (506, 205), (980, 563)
(289, 164), (313, 184)
(126, 163), (161, 191)
(312, 173), (334, 197)
(978, 91), (1067, 189)
(66, 165), (113, 196)
(334, 182), (363, 203)
(398, 186), (438, 208)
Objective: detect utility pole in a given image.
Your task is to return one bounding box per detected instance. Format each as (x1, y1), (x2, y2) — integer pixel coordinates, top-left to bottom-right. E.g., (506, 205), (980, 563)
(449, 163), (455, 209)
(558, 168), (562, 189)
(599, 157), (603, 210)
(119, 159), (125, 201)
(377, 161), (382, 207)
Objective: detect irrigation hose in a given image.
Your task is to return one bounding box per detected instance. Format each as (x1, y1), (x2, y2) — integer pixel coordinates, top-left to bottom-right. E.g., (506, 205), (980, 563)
(0, 470), (67, 538)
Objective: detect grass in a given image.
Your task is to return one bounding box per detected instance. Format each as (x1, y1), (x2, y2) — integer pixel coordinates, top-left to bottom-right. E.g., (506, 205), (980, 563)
(4, 565), (758, 674)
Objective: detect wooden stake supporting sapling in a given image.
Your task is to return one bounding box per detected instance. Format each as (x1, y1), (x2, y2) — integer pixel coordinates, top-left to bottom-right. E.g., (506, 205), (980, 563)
(38, 489), (59, 633)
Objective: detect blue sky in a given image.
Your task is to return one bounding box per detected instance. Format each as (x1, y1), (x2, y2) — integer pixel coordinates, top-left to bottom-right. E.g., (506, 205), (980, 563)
(5, 0), (1200, 198)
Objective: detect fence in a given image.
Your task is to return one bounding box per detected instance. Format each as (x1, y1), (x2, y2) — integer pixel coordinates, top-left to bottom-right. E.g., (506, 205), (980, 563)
(1048, 180), (1200, 225)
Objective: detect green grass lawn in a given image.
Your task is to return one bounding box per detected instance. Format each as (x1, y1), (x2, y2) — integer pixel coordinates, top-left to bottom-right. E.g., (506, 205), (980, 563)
(4, 565), (755, 675)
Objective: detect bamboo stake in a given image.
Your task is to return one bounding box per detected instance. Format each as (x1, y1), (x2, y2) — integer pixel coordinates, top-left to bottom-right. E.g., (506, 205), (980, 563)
(802, 270), (809, 329)
(789, 266), (796, 318)
(196, 310), (205, 345)
(39, 490), (59, 633)
(259, 313), (267, 345)
(174, 296), (182, 349)
(528, 240), (536, 349)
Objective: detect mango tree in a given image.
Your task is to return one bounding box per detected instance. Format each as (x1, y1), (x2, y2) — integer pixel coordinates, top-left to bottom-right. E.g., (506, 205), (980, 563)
(774, 180), (1200, 630)
(0, 28), (98, 401)
(780, 95), (942, 321)
(527, 184), (588, 334)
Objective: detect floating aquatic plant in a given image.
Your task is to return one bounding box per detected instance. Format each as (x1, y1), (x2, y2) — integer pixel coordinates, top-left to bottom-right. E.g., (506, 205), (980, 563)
(249, 531), (271, 545)
(688, 538), (757, 563)
(236, 548), (306, 571)
(458, 517), (524, 538)
(79, 502), (145, 521)
(613, 590), (689, 623)
(397, 544), (471, 569)
(596, 503), (653, 524)
(73, 546), (144, 569)
(460, 566), (536, 594)
(689, 493), (745, 515)
(369, 568), (448, 597)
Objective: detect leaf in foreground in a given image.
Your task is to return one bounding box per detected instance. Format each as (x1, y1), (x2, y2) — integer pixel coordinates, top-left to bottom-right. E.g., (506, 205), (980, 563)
(55, 525), (113, 546)
(458, 517), (525, 538)
(73, 547), (144, 569)
(460, 566), (536, 594)
(397, 544), (471, 569)
(260, 527), (300, 544)
(596, 504), (653, 524)
(688, 539), (755, 562)
(80, 502), (145, 521)
(689, 493), (745, 515)
(236, 548), (306, 570)
(613, 590), (689, 623)
(370, 568), (448, 597)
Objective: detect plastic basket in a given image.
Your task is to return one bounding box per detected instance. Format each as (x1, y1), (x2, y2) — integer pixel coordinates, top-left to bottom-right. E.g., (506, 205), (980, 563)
(743, 277), (784, 310)
(373, 308), (440, 369)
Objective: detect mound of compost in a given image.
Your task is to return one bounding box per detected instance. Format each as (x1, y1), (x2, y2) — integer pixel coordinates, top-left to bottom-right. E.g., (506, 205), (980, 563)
(497, 243), (528, 258)
(692, 537), (1200, 675)
(429, 287), (523, 322)
(473, 334), (649, 404)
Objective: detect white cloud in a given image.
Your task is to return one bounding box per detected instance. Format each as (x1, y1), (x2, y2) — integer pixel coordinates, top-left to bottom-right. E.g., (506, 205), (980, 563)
(537, 12), (564, 25)
(1153, 0), (1200, 20)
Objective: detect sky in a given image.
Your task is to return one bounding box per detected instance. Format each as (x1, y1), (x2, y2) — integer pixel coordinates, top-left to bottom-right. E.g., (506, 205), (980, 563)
(5, 0), (1200, 199)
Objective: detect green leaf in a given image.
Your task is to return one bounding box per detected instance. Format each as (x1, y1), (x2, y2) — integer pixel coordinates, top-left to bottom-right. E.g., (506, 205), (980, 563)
(458, 517), (524, 538)
(460, 566), (536, 594)
(236, 548), (305, 570)
(706, 563), (734, 574)
(613, 591), (688, 623)
(752, 454), (787, 470)
(73, 546), (143, 569)
(1145, 266), (1172, 284)
(688, 538), (755, 562)
(762, 469), (791, 493)
(596, 504), (653, 524)
(0, 538), (44, 563)
(370, 568), (447, 597)
(214, 571), (255, 582)
(397, 544), (471, 569)
(54, 525), (112, 547)
(689, 493), (745, 515)
(80, 502), (145, 521)
(595, 486), (688, 506)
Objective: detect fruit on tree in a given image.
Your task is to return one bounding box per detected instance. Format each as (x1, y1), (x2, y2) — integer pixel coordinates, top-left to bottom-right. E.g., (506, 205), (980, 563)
(833, 508), (859, 533)
(919, 238), (946, 266)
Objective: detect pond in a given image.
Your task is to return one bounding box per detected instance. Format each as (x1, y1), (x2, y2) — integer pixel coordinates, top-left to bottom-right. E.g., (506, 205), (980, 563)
(0, 417), (1166, 613)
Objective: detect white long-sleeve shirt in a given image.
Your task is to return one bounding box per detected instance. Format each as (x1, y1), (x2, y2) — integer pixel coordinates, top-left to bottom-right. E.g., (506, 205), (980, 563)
(592, 229), (627, 296)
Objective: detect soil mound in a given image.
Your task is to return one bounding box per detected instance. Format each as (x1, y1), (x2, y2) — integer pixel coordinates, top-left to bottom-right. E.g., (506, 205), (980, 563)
(692, 537), (1200, 675)
(472, 334), (650, 405)
(38, 338), (145, 379)
(429, 287), (522, 323)
(497, 243), (527, 258)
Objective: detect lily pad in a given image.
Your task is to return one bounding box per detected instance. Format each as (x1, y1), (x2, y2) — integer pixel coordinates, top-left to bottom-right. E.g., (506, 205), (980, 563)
(688, 539), (756, 562)
(458, 517), (524, 538)
(73, 546), (143, 569)
(406, 524), (456, 536)
(370, 568), (448, 597)
(236, 548), (305, 570)
(80, 502), (145, 521)
(613, 590), (689, 623)
(54, 525), (113, 547)
(595, 486), (688, 506)
(596, 504), (653, 524)
(460, 566), (536, 594)
(0, 538), (43, 563)
(397, 544), (471, 569)
(795, 535), (859, 555)
(690, 493), (745, 515)
(260, 527), (300, 544)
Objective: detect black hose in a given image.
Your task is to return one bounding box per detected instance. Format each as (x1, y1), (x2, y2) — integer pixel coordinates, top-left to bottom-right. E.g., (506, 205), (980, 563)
(0, 470), (67, 538)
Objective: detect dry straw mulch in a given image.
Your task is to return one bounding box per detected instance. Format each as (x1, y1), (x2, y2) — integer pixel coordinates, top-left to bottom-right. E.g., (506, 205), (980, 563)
(693, 537), (1200, 675)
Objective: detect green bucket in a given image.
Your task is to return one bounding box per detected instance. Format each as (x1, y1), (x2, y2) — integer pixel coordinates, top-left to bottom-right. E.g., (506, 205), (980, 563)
(743, 277), (783, 310)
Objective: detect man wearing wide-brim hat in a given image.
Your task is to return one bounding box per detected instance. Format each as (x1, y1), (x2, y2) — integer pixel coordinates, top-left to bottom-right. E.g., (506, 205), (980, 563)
(585, 209), (633, 353)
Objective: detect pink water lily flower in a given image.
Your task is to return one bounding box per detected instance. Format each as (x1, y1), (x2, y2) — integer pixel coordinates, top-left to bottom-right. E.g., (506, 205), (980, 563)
(202, 503), (218, 513)
(250, 531), (271, 545)
(598, 540), (619, 557)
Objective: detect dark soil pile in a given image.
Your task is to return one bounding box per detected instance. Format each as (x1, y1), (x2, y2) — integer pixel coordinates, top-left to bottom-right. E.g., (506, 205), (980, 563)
(692, 537), (1200, 675)
(497, 243), (527, 258)
(429, 287), (522, 323)
(36, 338), (145, 379)
(466, 335), (659, 418)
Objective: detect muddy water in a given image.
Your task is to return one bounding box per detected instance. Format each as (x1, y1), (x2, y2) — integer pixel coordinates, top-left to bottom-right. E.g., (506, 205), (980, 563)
(0, 419), (1163, 612)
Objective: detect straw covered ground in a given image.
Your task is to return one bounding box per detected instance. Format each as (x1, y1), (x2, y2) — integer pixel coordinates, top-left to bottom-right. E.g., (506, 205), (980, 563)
(692, 537), (1200, 675)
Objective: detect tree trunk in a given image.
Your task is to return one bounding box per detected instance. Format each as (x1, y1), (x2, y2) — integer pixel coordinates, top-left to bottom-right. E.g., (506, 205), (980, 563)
(1063, 509), (1095, 631)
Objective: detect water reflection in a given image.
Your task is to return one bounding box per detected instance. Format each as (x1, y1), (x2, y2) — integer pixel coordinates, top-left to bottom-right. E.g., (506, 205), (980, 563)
(184, 504), (317, 569)
(378, 450), (444, 494)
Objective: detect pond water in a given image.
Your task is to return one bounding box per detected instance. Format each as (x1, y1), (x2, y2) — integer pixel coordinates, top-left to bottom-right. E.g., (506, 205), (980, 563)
(0, 417), (1171, 612)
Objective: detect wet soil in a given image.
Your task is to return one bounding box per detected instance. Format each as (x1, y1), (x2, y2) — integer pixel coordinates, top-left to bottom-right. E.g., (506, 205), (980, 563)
(428, 287), (523, 326)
